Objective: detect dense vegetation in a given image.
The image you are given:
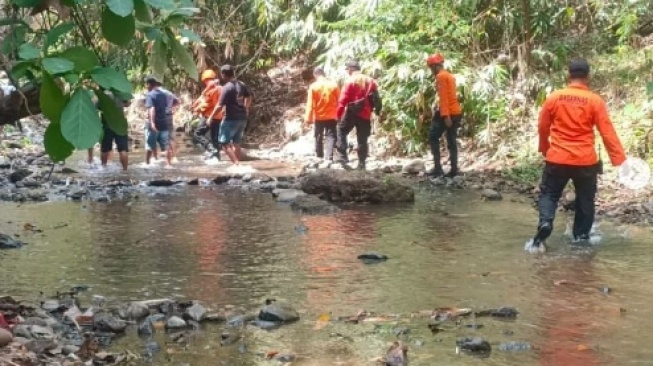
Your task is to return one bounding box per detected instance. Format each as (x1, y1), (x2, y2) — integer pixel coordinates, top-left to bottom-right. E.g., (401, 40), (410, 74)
(1, 0), (653, 165)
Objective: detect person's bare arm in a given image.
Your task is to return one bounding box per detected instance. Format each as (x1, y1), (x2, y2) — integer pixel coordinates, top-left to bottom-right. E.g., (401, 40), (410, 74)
(148, 107), (157, 132)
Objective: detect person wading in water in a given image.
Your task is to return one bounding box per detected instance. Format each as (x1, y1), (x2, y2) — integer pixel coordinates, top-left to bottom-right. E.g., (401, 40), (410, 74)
(526, 59), (626, 253)
(192, 69), (223, 160)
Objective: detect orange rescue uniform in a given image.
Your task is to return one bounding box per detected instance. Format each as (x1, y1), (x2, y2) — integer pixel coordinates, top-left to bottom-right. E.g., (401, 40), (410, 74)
(538, 83), (626, 167)
(304, 77), (340, 123)
(435, 70), (461, 117)
(193, 80), (223, 120)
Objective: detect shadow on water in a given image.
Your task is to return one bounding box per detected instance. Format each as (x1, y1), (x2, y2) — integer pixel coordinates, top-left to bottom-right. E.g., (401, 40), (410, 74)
(1, 184), (652, 365)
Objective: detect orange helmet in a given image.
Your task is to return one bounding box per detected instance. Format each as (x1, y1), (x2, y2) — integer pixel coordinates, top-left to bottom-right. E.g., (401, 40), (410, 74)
(426, 53), (445, 66)
(200, 69), (217, 81)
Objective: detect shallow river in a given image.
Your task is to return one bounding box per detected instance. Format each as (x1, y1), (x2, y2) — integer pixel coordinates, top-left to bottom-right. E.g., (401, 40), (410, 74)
(1, 182), (652, 365)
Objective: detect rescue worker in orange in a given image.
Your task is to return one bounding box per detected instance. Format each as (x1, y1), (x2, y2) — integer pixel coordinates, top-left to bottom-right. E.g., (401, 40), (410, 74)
(192, 69), (223, 160)
(335, 60), (382, 170)
(304, 67), (340, 162)
(528, 59), (626, 252)
(426, 53), (463, 177)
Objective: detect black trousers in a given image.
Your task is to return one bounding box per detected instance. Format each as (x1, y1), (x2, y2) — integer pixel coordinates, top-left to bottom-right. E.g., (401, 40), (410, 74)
(429, 114), (462, 174)
(193, 117), (221, 151)
(336, 115), (371, 163)
(537, 162), (599, 240)
(314, 120), (337, 160)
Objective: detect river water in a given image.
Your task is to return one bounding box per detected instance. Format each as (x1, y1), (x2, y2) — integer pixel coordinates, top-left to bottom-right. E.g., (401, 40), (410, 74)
(1, 182), (652, 365)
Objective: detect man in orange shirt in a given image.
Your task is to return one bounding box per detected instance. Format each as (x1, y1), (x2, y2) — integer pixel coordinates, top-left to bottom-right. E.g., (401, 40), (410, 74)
(305, 67), (340, 161)
(426, 53), (463, 177)
(528, 59), (626, 252)
(192, 69), (223, 160)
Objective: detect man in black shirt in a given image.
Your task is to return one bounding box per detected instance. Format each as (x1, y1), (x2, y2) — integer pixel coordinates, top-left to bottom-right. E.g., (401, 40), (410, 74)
(213, 65), (252, 165)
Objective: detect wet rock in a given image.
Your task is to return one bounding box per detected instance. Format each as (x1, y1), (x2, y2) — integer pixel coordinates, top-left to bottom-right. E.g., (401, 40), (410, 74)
(9, 169), (32, 183)
(0, 156), (10, 169)
(401, 159), (426, 175)
(148, 179), (177, 187)
(476, 306), (519, 319)
(137, 320), (153, 337)
(220, 332), (241, 346)
(357, 252), (389, 264)
(13, 325), (55, 340)
(42, 299), (62, 312)
(61, 344), (80, 355)
(273, 188), (306, 202)
(0, 328), (12, 347)
(385, 341), (408, 366)
(456, 337), (491, 357)
(227, 314), (255, 328)
(498, 341), (532, 352)
(166, 316), (187, 330)
(481, 189), (502, 201)
(66, 186), (87, 200)
(143, 340), (161, 357)
(94, 313), (127, 333)
(290, 195), (341, 215)
(0, 233), (23, 249)
(22, 317), (49, 327)
(273, 353), (297, 363)
(259, 301), (300, 323)
(119, 301), (150, 320)
(300, 169), (414, 203)
(25, 339), (58, 354)
(249, 320), (282, 330)
(184, 303), (207, 322)
(60, 167), (78, 174)
(203, 313), (226, 322)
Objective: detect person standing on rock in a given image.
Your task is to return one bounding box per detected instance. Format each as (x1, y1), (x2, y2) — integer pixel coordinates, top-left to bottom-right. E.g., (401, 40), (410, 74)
(305, 67), (340, 162)
(211, 65), (252, 165)
(336, 60), (382, 170)
(526, 59), (626, 253)
(426, 53), (463, 178)
(144, 76), (172, 167)
(192, 69), (223, 160)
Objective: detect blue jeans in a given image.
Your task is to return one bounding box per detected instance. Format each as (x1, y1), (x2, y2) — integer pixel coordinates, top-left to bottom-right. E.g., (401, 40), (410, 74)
(219, 119), (246, 144)
(146, 129), (170, 151)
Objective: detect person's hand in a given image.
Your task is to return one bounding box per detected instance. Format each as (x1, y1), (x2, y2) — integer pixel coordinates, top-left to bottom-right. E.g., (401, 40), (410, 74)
(150, 122), (157, 132)
(444, 116), (452, 128)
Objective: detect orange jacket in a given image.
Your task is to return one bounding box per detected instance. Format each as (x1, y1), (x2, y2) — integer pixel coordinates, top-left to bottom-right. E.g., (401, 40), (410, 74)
(538, 83), (626, 167)
(436, 70), (461, 117)
(305, 77), (340, 122)
(193, 81), (223, 120)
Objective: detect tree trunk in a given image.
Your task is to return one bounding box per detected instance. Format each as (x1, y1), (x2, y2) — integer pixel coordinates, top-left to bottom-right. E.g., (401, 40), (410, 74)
(0, 83), (41, 126)
(521, 0), (531, 71)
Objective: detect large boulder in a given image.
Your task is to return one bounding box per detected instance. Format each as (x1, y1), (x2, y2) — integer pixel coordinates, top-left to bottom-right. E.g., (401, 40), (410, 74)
(0, 328), (12, 347)
(299, 169), (414, 203)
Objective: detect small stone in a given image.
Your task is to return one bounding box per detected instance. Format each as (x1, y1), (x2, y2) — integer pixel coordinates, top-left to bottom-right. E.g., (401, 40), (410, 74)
(259, 302), (300, 323)
(0, 233), (24, 249)
(357, 252), (388, 264)
(273, 189), (307, 202)
(9, 169), (32, 183)
(184, 303), (207, 322)
(166, 316), (187, 330)
(94, 313), (127, 333)
(119, 301), (150, 320)
(62, 344), (80, 355)
(0, 328), (13, 347)
(498, 341), (532, 352)
(401, 159), (426, 175)
(457, 337), (491, 356)
(481, 189), (502, 201)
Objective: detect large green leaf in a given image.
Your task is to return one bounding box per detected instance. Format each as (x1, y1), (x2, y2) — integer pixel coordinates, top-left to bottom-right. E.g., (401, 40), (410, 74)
(60, 46), (99, 72)
(40, 72), (67, 124)
(101, 7), (135, 46)
(12, 0), (42, 7)
(0, 18), (30, 27)
(90, 67), (134, 94)
(42, 57), (75, 74)
(44, 123), (74, 162)
(60, 88), (102, 149)
(18, 43), (39, 60)
(96, 91), (128, 136)
(1, 26), (27, 55)
(134, 0), (152, 22)
(44, 22), (74, 51)
(106, 0), (134, 17)
(142, 0), (174, 10)
(10, 61), (35, 80)
(150, 37), (167, 81)
(167, 29), (197, 80)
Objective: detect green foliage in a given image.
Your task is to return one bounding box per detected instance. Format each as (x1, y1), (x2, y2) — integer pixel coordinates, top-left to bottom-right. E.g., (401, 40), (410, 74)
(101, 7), (136, 46)
(2, 0), (203, 162)
(61, 89), (103, 149)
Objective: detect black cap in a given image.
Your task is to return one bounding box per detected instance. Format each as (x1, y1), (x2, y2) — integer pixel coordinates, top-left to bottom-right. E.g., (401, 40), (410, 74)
(568, 59), (590, 78)
(144, 75), (161, 85)
(345, 60), (360, 70)
(220, 64), (235, 77)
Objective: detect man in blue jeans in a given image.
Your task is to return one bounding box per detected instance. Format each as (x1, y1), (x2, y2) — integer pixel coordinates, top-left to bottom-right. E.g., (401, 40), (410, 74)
(144, 76), (172, 167)
(210, 65), (252, 165)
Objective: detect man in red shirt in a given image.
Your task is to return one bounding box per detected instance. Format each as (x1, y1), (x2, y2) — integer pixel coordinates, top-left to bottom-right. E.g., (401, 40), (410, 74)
(527, 59), (626, 252)
(336, 60), (382, 170)
(426, 53), (463, 177)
